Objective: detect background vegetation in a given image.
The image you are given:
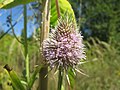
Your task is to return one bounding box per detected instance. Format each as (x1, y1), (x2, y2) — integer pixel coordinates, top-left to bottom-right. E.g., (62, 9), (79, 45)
(0, 0), (120, 90)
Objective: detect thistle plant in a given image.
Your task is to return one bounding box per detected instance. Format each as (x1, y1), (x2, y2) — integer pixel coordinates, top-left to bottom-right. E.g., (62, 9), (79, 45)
(1, 0), (83, 90)
(42, 15), (86, 90)
(42, 17), (85, 70)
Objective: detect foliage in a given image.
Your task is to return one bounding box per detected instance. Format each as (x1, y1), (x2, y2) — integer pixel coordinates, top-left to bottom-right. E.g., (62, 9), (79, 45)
(51, 0), (76, 26)
(75, 38), (120, 90)
(0, 66), (13, 90)
(0, 34), (39, 90)
(69, 0), (120, 42)
(0, 0), (36, 9)
(81, 0), (120, 42)
(0, 0), (76, 90)
(0, 0), (120, 90)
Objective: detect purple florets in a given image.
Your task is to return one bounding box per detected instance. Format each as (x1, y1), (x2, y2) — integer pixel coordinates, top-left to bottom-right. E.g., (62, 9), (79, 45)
(42, 18), (86, 70)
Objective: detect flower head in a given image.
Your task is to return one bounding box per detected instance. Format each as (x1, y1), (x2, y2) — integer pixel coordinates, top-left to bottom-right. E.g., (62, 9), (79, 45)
(42, 17), (86, 70)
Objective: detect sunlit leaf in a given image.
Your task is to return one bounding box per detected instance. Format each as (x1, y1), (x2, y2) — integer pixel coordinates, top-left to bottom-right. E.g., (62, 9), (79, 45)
(0, 0), (36, 9)
(4, 64), (25, 90)
(51, 0), (76, 26)
(0, 0), (14, 8)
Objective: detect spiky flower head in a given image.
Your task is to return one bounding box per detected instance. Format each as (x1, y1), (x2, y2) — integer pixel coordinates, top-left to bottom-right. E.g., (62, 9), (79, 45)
(42, 16), (86, 70)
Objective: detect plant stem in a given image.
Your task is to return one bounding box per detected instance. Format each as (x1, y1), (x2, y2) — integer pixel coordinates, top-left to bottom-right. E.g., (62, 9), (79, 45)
(55, 0), (60, 18)
(24, 5), (30, 88)
(9, 20), (23, 44)
(39, 66), (48, 90)
(38, 0), (50, 90)
(55, 0), (63, 90)
(57, 67), (64, 90)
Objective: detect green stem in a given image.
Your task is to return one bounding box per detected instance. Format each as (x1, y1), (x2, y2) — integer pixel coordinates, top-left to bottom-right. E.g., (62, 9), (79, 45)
(57, 67), (64, 90)
(24, 5), (30, 88)
(9, 21), (23, 44)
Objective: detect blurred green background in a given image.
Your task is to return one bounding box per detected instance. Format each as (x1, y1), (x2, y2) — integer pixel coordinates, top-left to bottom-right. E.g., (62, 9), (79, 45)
(0, 0), (120, 90)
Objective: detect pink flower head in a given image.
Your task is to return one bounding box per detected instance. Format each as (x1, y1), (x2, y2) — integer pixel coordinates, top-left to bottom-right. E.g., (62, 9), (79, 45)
(42, 17), (86, 70)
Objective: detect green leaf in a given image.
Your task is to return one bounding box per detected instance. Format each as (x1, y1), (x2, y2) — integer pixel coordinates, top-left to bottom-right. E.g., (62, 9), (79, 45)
(67, 68), (75, 89)
(51, 0), (76, 27)
(0, 0), (13, 8)
(3, 64), (25, 90)
(0, 0), (36, 9)
(28, 65), (43, 88)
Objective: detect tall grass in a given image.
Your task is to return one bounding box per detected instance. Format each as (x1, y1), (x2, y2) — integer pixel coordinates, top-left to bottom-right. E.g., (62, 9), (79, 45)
(75, 38), (120, 90)
(0, 35), (120, 90)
